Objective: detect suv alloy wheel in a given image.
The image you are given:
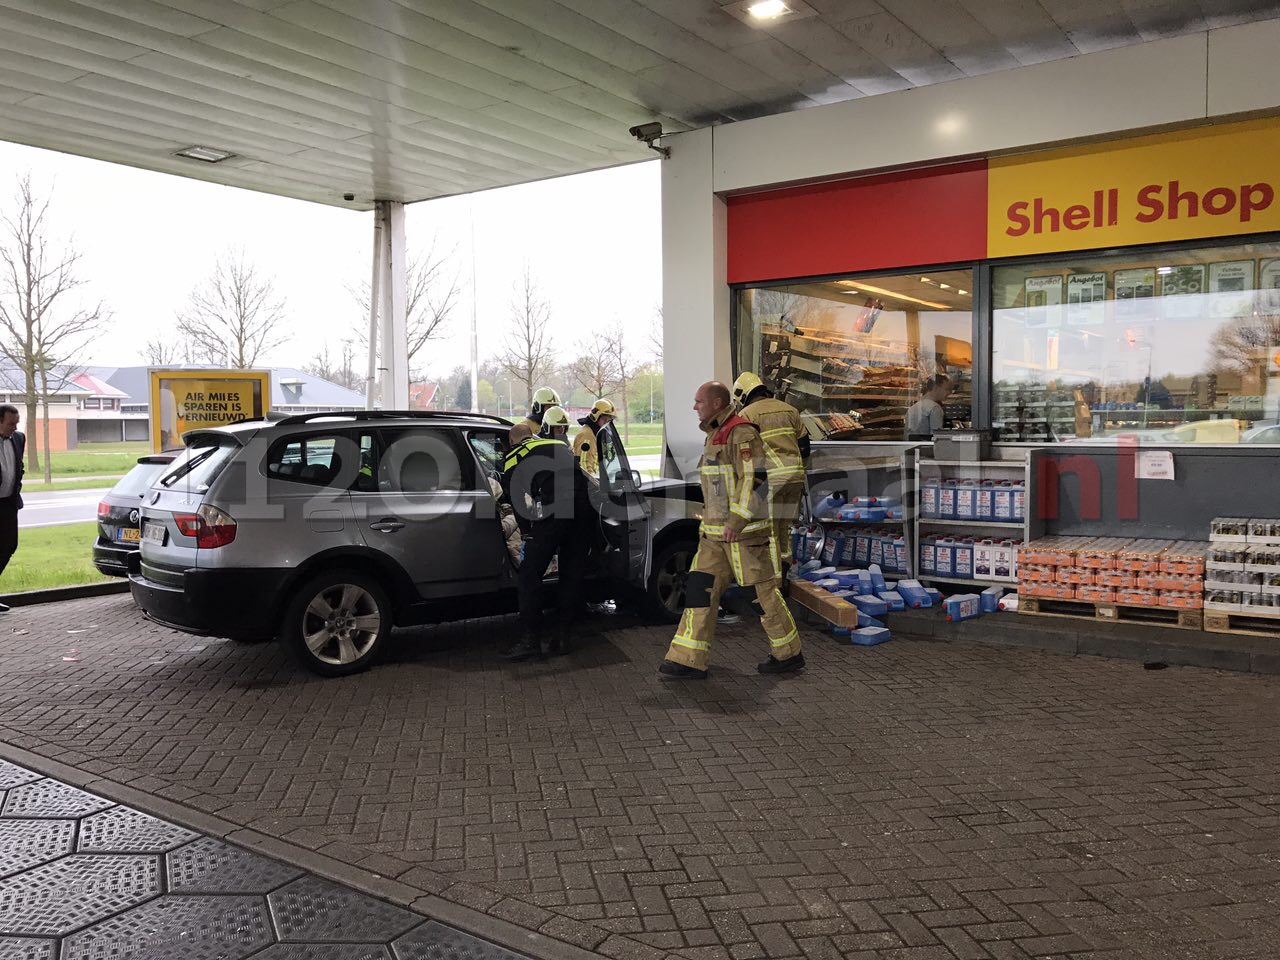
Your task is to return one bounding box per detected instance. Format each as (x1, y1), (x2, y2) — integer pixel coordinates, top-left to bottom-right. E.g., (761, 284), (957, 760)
(283, 569), (392, 677)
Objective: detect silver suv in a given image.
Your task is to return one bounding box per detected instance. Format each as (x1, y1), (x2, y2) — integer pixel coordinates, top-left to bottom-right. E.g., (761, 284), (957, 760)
(128, 411), (700, 676)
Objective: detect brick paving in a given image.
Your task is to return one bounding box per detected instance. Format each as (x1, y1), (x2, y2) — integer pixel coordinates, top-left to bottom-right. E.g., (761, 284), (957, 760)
(0, 595), (1278, 959)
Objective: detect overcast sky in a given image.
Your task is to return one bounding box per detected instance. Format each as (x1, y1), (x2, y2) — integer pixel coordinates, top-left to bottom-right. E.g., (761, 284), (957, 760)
(0, 139), (661, 383)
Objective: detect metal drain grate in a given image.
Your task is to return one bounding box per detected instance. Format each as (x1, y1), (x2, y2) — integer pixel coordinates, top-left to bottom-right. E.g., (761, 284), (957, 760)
(392, 921), (529, 960)
(167, 837), (304, 894)
(0, 781), (113, 820)
(0, 820), (76, 880)
(0, 763), (38, 792)
(0, 854), (161, 937)
(0, 937), (57, 960)
(268, 877), (420, 942)
(77, 806), (197, 854)
(252, 944), (393, 960)
(60, 894), (275, 960)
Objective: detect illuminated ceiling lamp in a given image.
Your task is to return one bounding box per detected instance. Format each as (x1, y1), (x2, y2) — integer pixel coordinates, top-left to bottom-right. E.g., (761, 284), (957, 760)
(724, 0), (816, 25)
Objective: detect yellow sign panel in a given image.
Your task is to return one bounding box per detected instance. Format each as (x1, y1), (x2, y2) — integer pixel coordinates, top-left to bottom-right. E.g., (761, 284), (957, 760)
(149, 369), (271, 452)
(988, 118), (1280, 258)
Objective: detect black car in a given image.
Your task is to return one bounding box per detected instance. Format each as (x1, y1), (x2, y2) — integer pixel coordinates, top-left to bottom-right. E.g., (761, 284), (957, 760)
(93, 454), (177, 576)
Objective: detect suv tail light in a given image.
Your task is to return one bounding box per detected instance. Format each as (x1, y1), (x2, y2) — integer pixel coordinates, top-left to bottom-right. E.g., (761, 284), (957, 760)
(97, 500), (110, 521)
(172, 504), (237, 548)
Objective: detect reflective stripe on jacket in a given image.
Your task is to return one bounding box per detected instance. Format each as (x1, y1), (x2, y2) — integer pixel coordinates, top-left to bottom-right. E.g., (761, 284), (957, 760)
(698, 412), (771, 542)
(741, 396), (806, 489)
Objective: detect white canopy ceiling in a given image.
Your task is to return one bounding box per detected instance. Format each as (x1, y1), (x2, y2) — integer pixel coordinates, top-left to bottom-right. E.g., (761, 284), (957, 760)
(1, 0), (1276, 209)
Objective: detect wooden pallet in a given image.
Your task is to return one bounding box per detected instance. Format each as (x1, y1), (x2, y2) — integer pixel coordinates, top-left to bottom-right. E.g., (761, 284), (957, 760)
(1020, 596), (1203, 630)
(1204, 610), (1280, 638)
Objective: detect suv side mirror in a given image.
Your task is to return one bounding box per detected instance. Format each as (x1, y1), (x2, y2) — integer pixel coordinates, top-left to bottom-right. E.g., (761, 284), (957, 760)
(629, 469), (642, 489)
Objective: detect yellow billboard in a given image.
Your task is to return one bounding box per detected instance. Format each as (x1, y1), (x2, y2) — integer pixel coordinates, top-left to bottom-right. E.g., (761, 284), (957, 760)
(149, 369), (271, 452)
(988, 118), (1280, 258)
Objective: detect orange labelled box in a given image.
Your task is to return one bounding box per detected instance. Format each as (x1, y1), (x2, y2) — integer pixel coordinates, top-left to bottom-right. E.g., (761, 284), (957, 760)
(1024, 584), (1075, 599)
(1098, 573), (1135, 588)
(1115, 589), (1161, 607)
(1055, 567), (1094, 585)
(1158, 540), (1208, 576)
(1161, 591), (1203, 609)
(1075, 585), (1116, 603)
(1020, 565), (1057, 583)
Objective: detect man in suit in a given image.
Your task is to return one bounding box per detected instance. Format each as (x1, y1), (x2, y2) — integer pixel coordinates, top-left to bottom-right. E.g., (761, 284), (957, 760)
(0, 404), (25, 610)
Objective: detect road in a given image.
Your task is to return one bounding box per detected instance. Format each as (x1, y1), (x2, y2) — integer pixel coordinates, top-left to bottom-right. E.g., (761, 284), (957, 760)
(19, 486), (111, 528)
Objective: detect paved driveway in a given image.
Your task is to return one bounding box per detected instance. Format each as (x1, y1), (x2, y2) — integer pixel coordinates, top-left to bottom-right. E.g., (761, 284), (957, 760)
(0, 595), (1278, 960)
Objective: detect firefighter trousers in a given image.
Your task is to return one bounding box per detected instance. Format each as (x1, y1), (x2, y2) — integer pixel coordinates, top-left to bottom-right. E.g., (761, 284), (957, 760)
(770, 483), (804, 565)
(664, 535), (801, 671)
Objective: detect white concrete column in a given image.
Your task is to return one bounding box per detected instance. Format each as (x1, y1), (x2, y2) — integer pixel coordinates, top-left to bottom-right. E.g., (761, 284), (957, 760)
(661, 127), (730, 478)
(364, 207), (384, 409)
(376, 200), (410, 410)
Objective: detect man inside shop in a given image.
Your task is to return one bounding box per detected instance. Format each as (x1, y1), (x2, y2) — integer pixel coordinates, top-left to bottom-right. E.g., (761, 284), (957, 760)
(906, 374), (954, 440)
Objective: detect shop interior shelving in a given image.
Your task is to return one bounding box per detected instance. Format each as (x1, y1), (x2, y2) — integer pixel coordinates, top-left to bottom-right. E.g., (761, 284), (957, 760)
(912, 452), (1032, 588)
(806, 446), (917, 578)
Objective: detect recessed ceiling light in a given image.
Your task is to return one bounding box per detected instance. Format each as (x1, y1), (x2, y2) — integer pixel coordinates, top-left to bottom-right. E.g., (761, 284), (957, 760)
(175, 145), (235, 163)
(748, 0), (788, 17)
(724, 0), (815, 25)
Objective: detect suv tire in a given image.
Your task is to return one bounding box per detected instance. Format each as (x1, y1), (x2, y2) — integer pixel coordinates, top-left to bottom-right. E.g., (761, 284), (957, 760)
(646, 538), (696, 624)
(282, 569), (392, 677)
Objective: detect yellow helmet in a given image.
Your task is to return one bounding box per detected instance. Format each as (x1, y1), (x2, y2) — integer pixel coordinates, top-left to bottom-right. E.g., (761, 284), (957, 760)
(732, 371), (766, 408)
(539, 405), (571, 434)
(588, 399), (616, 422)
(531, 386), (561, 416)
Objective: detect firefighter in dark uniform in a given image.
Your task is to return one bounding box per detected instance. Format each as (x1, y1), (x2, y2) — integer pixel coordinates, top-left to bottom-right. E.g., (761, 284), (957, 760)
(500, 405), (594, 661)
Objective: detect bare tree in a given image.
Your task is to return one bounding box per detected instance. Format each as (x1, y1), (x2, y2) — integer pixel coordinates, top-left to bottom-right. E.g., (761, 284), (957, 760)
(177, 251), (288, 368)
(602, 323), (635, 443)
(304, 338), (361, 392)
(569, 330), (620, 401)
(0, 173), (106, 481)
(496, 268), (553, 409)
(650, 305), (663, 364)
(1211, 313), (1280, 377)
(353, 242), (461, 367)
(143, 336), (183, 366)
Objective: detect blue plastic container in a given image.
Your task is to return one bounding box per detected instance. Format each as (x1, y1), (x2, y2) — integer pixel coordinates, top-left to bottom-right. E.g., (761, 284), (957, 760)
(921, 479), (941, 519)
(975, 481), (996, 521)
(852, 595), (889, 618)
(1012, 482), (1026, 522)
(851, 626), (892, 646)
(980, 585), (1004, 613)
(839, 505), (887, 522)
(821, 531), (845, 566)
(867, 564), (887, 592)
(944, 594), (983, 622)
(878, 590), (906, 612)
(953, 539), (974, 579)
(918, 537), (936, 576)
(925, 587), (942, 604)
(803, 566), (838, 582)
(955, 480), (978, 520)
(857, 611), (885, 628)
(934, 538), (956, 577)
(897, 579), (931, 608)
(939, 480), (958, 519)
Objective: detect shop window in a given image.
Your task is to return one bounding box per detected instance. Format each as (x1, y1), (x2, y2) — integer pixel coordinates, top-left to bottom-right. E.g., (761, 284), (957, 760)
(735, 270), (974, 441)
(992, 240), (1280, 444)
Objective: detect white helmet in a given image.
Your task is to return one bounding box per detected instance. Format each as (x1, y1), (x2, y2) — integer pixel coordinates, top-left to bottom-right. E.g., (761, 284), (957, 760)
(531, 386), (561, 418)
(539, 405), (571, 435)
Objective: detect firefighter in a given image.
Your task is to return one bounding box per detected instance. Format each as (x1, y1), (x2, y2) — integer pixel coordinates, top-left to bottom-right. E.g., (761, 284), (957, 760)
(658, 381), (804, 680)
(508, 386), (561, 445)
(572, 399), (616, 478)
(732, 371), (810, 571)
(500, 405), (594, 661)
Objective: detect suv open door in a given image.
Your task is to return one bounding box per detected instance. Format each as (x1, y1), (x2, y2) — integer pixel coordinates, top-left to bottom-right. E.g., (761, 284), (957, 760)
(593, 422), (651, 586)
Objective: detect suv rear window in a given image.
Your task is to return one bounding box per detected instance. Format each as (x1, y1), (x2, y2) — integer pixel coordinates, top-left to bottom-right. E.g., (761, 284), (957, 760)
(111, 460), (171, 498)
(267, 433), (367, 488)
(160, 440), (238, 492)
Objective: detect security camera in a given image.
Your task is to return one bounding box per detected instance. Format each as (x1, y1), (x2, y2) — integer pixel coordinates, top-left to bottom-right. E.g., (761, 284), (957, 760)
(629, 122), (670, 158)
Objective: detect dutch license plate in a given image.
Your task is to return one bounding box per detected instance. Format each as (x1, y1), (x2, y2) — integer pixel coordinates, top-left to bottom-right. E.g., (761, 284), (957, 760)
(143, 521), (166, 545)
(116, 528), (141, 543)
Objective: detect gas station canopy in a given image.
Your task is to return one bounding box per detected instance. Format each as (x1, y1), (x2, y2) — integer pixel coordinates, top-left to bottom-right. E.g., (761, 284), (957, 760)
(0, 0), (1272, 209)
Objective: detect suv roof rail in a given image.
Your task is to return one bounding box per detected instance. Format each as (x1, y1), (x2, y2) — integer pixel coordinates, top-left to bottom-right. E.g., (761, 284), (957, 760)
(275, 409), (513, 427)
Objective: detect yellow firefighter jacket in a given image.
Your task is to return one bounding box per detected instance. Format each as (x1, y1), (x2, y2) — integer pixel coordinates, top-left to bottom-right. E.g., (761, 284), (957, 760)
(698, 411), (771, 543)
(740, 396), (807, 490)
(572, 425), (599, 477)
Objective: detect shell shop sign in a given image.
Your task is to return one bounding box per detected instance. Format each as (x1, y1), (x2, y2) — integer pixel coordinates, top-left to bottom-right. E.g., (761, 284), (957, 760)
(988, 118), (1280, 258)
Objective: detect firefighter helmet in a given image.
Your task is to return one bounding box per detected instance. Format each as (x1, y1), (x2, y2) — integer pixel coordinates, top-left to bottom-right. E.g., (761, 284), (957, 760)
(539, 405), (571, 434)
(732, 371), (766, 408)
(588, 398), (616, 422)
(531, 386), (561, 417)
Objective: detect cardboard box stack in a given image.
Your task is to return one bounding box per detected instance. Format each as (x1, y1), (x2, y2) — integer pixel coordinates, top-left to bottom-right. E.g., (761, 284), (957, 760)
(1018, 536), (1206, 607)
(1204, 518), (1280, 616)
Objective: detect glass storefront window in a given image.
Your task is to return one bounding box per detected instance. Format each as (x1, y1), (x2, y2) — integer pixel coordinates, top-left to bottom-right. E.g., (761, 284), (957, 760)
(992, 240), (1280, 444)
(735, 270), (975, 442)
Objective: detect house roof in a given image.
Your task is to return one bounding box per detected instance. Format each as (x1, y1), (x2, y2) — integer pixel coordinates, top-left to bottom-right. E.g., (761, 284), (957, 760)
(85, 365), (366, 409)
